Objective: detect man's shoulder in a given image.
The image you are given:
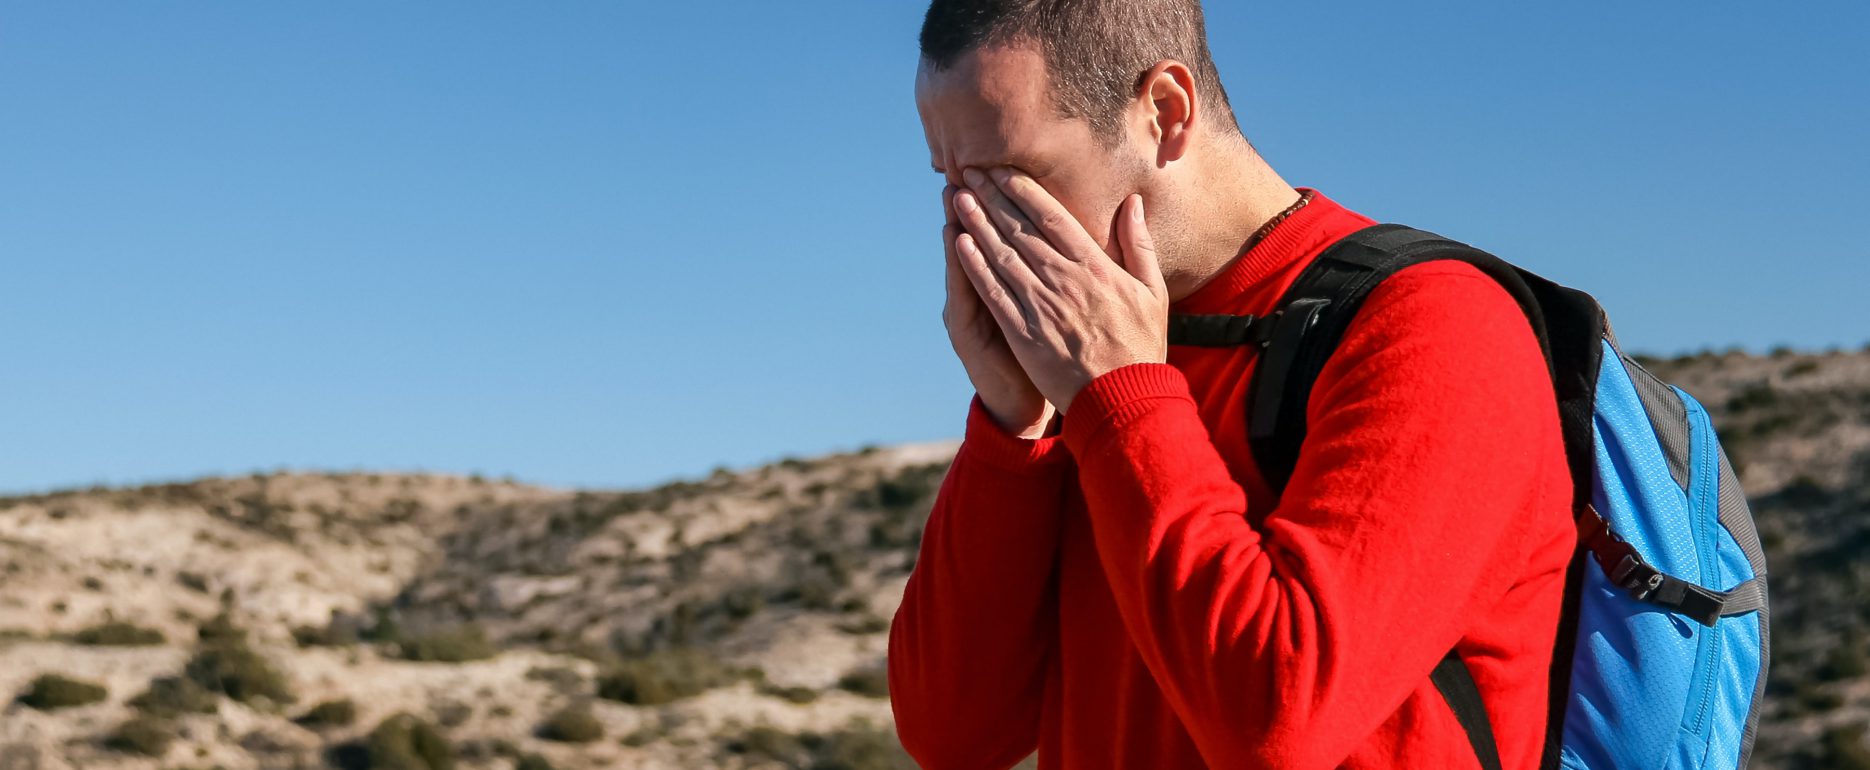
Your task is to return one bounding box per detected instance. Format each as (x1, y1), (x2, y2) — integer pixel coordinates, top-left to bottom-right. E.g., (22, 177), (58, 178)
(1316, 254), (1556, 410)
(1353, 257), (1540, 352)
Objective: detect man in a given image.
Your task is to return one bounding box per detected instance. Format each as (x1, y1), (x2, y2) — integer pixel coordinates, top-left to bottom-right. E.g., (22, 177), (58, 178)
(886, 1), (1577, 768)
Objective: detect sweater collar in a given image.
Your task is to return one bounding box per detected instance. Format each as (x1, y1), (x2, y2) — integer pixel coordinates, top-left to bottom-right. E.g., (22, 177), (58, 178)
(1168, 187), (1360, 316)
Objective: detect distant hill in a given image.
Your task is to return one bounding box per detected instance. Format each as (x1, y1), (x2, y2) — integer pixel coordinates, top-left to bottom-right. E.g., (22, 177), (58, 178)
(0, 346), (1865, 769)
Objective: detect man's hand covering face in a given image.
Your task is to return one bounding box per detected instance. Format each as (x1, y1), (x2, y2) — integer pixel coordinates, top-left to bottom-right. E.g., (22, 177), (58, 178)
(951, 165), (1170, 415)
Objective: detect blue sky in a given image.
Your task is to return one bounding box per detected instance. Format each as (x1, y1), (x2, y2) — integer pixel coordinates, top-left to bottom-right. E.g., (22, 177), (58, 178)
(2, 2), (1865, 495)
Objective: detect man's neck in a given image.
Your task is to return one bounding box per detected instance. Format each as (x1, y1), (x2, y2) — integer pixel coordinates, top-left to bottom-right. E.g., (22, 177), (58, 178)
(1159, 143), (1303, 307)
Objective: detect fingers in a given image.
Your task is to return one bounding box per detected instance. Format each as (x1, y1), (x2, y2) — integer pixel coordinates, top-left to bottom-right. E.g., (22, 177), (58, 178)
(1117, 194), (1166, 298)
(954, 230), (1028, 337)
(944, 221), (967, 312)
(944, 186), (989, 334)
(961, 167), (1042, 253)
(985, 166), (1100, 261)
(952, 179), (1042, 326)
(943, 184), (965, 303)
(944, 183), (990, 322)
(958, 168), (1066, 287)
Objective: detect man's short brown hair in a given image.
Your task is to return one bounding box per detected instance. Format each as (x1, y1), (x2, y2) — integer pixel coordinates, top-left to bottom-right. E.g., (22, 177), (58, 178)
(919, 0), (1241, 148)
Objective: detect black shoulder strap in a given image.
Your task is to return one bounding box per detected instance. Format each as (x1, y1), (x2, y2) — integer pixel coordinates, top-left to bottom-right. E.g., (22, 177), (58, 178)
(1167, 222), (1608, 770)
(1246, 224), (1609, 770)
(1245, 223), (1554, 492)
(1433, 651), (1505, 770)
(1248, 223), (1554, 770)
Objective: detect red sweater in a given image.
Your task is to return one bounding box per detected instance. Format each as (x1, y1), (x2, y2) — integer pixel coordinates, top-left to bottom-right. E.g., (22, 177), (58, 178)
(888, 188), (1577, 769)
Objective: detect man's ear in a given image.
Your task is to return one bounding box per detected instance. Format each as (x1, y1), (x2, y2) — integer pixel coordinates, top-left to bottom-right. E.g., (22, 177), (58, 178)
(1133, 60), (1200, 167)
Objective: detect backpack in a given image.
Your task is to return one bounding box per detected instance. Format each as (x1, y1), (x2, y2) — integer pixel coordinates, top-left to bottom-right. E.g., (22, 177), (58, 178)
(1164, 223), (1771, 769)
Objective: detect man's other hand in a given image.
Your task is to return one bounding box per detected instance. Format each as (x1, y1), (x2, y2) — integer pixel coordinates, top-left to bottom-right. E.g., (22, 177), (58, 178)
(942, 181), (1058, 439)
(951, 166), (1169, 416)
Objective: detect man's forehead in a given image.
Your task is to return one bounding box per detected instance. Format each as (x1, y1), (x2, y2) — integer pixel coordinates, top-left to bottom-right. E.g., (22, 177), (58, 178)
(917, 46), (1055, 174)
(916, 43), (1049, 113)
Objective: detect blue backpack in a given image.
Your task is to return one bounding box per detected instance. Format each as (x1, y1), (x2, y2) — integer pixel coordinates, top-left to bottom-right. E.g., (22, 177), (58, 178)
(1164, 223), (1771, 769)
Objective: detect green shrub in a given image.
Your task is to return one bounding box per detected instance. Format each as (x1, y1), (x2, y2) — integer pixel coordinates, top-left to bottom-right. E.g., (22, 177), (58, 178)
(515, 754), (558, 770)
(1822, 633), (1870, 680)
(809, 719), (918, 770)
(433, 699), (472, 728)
(296, 698), (358, 727)
(397, 624), (497, 663)
(791, 570), (843, 611)
(722, 585), (765, 620)
(16, 673), (106, 710)
(293, 621), (361, 647)
(185, 639), (295, 705)
(176, 571), (211, 593)
(1781, 475), (1833, 507)
(195, 612), (247, 643)
(360, 606), (403, 643)
(1797, 680), (1846, 712)
(524, 666), (586, 693)
(868, 465), (944, 512)
(836, 614), (890, 635)
(595, 648), (751, 705)
(129, 675), (218, 717)
(759, 682), (821, 704)
(837, 665), (890, 699)
(724, 720), (916, 770)
(450, 737), (519, 763)
(536, 702), (604, 743)
(73, 620), (165, 646)
(105, 715), (176, 757)
(725, 724), (807, 762)
(1826, 724), (1870, 770)
(1726, 382), (1780, 413)
(367, 713), (455, 770)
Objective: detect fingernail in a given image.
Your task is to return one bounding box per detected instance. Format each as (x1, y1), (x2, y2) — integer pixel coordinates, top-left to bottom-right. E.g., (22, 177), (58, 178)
(962, 167), (985, 187)
(956, 191), (977, 213)
(1131, 195), (1145, 221)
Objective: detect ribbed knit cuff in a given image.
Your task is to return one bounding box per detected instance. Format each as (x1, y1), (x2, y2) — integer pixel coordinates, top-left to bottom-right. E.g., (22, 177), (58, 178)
(961, 391), (1071, 471)
(1061, 362), (1195, 458)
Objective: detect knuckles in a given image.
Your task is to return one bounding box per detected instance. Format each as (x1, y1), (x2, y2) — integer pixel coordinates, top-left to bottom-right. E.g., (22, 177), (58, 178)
(1037, 210), (1068, 235)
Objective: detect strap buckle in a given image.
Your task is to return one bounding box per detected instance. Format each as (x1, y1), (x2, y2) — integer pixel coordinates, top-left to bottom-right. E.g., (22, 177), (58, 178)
(1578, 503), (1729, 627)
(1609, 555), (1666, 601)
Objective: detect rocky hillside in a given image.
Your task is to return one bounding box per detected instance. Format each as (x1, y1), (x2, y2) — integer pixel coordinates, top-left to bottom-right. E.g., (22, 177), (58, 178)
(0, 346), (1866, 770)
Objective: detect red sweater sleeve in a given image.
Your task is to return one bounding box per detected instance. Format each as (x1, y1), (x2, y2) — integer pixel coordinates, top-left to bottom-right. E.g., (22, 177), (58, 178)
(1058, 262), (1563, 769)
(889, 391), (1072, 769)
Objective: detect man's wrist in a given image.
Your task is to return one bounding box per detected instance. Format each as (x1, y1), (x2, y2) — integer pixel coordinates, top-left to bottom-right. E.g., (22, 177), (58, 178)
(1009, 406), (1060, 440)
(1021, 409), (1063, 440)
(965, 393), (1071, 469)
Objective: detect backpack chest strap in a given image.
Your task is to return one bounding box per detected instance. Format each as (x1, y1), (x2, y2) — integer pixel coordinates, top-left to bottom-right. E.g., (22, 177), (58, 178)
(1167, 312), (1280, 348)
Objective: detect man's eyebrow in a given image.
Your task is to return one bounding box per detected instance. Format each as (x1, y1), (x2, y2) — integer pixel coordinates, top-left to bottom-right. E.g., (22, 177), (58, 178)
(933, 158), (1021, 175)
